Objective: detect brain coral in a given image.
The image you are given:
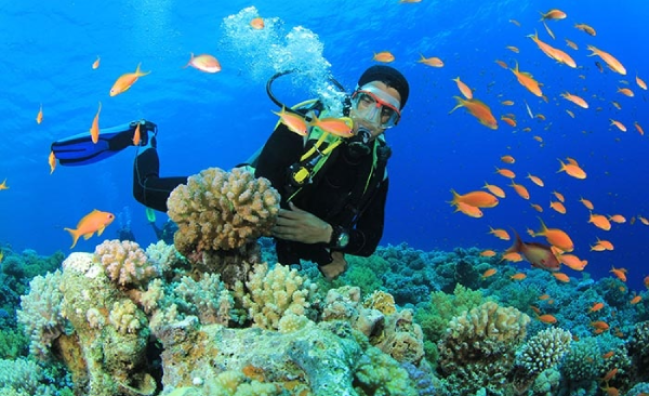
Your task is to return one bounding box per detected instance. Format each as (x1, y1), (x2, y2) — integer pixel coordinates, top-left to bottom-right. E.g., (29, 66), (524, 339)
(167, 167), (280, 256)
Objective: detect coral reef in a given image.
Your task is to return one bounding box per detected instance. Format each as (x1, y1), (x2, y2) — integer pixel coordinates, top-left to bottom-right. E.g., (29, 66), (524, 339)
(94, 239), (159, 289)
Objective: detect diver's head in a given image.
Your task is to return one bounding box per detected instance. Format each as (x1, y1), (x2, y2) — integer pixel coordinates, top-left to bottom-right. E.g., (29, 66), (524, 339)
(350, 66), (409, 138)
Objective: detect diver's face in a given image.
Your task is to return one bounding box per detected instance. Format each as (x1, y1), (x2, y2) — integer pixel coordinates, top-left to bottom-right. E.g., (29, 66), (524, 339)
(350, 81), (402, 140)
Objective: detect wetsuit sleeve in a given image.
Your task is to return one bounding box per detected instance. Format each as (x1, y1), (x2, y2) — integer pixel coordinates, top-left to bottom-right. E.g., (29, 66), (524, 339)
(254, 123), (304, 195)
(337, 178), (389, 256)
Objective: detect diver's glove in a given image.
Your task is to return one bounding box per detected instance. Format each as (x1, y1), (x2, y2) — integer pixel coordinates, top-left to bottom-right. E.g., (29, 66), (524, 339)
(345, 127), (372, 159)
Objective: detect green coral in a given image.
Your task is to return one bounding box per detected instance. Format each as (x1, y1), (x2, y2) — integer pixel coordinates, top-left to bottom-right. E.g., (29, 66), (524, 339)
(354, 346), (418, 396)
(0, 327), (28, 359)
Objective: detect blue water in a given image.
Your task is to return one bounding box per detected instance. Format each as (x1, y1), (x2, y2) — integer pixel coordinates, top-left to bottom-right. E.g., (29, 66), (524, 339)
(0, 0), (647, 290)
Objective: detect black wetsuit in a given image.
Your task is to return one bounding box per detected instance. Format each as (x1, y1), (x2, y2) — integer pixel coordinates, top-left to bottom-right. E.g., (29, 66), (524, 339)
(133, 122), (389, 267)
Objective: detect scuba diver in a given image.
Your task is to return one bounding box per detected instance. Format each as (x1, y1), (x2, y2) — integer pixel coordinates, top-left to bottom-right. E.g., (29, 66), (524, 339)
(51, 65), (409, 280)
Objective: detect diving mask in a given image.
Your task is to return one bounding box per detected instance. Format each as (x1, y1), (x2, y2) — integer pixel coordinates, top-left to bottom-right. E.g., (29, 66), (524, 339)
(351, 83), (402, 129)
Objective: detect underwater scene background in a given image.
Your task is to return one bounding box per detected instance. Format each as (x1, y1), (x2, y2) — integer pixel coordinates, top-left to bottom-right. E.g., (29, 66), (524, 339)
(1, 0), (649, 395)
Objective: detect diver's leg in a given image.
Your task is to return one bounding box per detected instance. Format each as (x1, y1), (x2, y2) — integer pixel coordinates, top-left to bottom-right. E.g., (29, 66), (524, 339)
(133, 138), (188, 212)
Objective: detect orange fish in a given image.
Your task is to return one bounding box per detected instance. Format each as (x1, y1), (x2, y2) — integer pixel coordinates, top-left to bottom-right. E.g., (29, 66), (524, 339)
(454, 201), (483, 218)
(589, 302), (604, 312)
(36, 104), (43, 124)
(561, 92), (589, 108)
(449, 97), (498, 129)
(452, 77), (473, 99)
(602, 351), (614, 359)
(553, 191), (565, 202)
(501, 251), (523, 263)
(48, 151), (56, 175)
(90, 102), (102, 144)
(495, 60), (508, 69)
(589, 212), (612, 231)
(557, 158), (587, 179)
(608, 214), (626, 224)
(310, 115), (353, 138)
(450, 189), (499, 208)
(538, 314), (557, 324)
(92, 56), (100, 70)
(559, 254), (587, 271)
(373, 51), (395, 63)
(250, 17), (264, 30)
(501, 116), (517, 127)
(495, 167), (516, 179)
(533, 135), (543, 143)
(509, 181), (530, 200)
(482, 268), (497, 279)
(539, 294), (551, 300)
(565, 39), (578, 50)
(489, 227), (510, 240)
(184, 53), (221, 73)
(540, 9), (567, 20)
(635, 122), (645, 136)
(0, 179), (8, 190)
(132, 123), (141, 146)
(483, 182), (506, 198)
(510, 62), (543, 97)
(511, 273), (527, 281)
(610, 119), (627, 132)
(640, 216), (649, 226)
(611, 101), (622, 110)
(591, 243), (607, 252)
(480, 249), (497, 257)
(64, 209), (116, 249)
(418, 54), (444, 67)
(591, 320), (610, 330)
(553, 272), (570, 283)
(610, 266), (627, 282)
(110, 63), (150, 96)
(273, 107), (308, 136)
(575, 23), (597, 36)
(506, 46), (519, 53)
(550, 201), (566, 214)
(526, 174), (544, 187)
(579, 197), (594, 210)
(630, 295), (642, 305)
(536, 217), (574, 252)
(530, 203), (543, 212)
(528, 32), (576, 68)
(594, 237), (614, 250)
(602, 368), (618, 383)
(587, 45), (626, 75)
(507, 231), (561, 271)
(501, 100), (515, 106)
(617, 87), (634, 97)
(637, 74), (648, 90)
(500, 155), (515, 164)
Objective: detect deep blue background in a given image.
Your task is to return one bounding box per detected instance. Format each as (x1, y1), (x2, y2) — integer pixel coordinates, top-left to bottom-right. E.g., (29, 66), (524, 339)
(0, 0), (647, 289)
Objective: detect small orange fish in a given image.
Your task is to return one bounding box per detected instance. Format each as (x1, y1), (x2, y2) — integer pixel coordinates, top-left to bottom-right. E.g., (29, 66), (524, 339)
(602, 351), (614, 359)
(310, 115), (353, 138)
(373, 51), (395, 63)
(0, 179), (8, 190)
(579, 197), (594, 210)
(610, 119), (627, 132)
(90, 102), (102, 144)
(480, 249), (497, 257)
(559, 254), (587, 271)
(273, 107), (308, 136)
(501, 116), (517, 127)
(575, 23), (597, 36)
(533, 135), (543, 143)
(184, 53), (221, 73)
(450, 189), (499, 208)
(553, 272), (570, 283)
(591, 320), (610, 330)
(483, 182), (506, 198)
(637, 74), (648, 90)
(635, 122), (645, 136)
(608, 214), (626, 224)
(482, 268), (497, 279)
(550, 201), (567, 214)
(110, 63), (150, 96)
(530, 305), (541, 314)
(501, 251), (523, 262)
(495, 60), (508, 69)
(489, 227), (510, 240)
(561, 92), (589, 108)
(507, 231), (561, 271)
(589, 212), (612, 231)
(506, 46), (519, 53)
(540, 9), (567, 20)
(530, 203), (543, 212)
(610, 266), (627, 282)
(509, 181), (530, 200)
(538, 314), (557, 324)
(495, 167), (516, 179)
(601, 368), (618, 382)
(36, 104), (43, 124)
(553, 191), (565, 202)
(565, 39), (578, 50)
(536, 217), (574, 252)
(528, 32), (576, 68)
(630, 295), (642, 305)
(611, 101), (622, 110)
(418, 54), (444, 67)
(501, 100), (515, 106)
(510, 61), (543, 97)
(48, 151), (56, 175)
(449, 97), (498, 129)
(587, 45), (626, 75)
(92, 56), (100, 70)
(594, 238), (614, 250)
(250, 17), (264, 30)
(589, 302), (604, 312)
(539, 294), (551, 301)
(510, 273), (527, 281)
(557, 158), (587, 179)
(617, 87), (634, 97)
(500, 155), (515, 164)
(64, 209), (116, 249)
(132, 123), (141, 146)
(639, 215), (649, 226)
(526, 174), (544, 187)
(454, 201), (483, 218)
(452, 77), (473, 99)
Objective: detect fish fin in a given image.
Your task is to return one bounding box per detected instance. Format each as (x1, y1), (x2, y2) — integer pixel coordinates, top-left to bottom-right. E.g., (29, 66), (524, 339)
(97, 226), (106, 236)
(64, 228), (79, 249)
(83, 232), (94, 240)
(448, 97), (465, 114)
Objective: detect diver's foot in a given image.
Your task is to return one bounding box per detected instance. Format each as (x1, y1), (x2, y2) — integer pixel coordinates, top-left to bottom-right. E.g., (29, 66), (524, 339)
(319, 251), (347, 281)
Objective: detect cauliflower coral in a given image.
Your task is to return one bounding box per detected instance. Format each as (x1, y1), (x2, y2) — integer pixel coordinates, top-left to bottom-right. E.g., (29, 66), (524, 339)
(167, 167), (280, 257)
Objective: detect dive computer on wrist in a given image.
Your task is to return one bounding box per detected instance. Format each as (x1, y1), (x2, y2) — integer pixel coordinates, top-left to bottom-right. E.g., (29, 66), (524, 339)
(329, 226), (350, 249)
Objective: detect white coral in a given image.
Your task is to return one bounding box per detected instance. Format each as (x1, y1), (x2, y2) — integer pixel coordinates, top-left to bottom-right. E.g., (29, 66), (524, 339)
(94, 239), (158, 288)
(516, 328), (572, 373)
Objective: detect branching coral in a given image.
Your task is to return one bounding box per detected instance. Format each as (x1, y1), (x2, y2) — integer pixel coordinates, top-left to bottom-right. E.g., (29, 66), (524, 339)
(94, 240), (158, 289)
(167, 167), (280, 255)
(516, 328), (572, 374)
(173, 273), (234, 326)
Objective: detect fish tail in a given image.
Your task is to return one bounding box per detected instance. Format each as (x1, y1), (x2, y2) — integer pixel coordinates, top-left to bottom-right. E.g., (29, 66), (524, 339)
(505, 228), (522, 254)
(586, 45), (597, 56)
(556, 158), (566, 173)
(64, 228), (80, 249)
(448, 189), (460, 206)
(135, 62), (151, 77)
(448, 97), (465, 114)
(183, 53), (194, 68)
(537, 216), (548, 233)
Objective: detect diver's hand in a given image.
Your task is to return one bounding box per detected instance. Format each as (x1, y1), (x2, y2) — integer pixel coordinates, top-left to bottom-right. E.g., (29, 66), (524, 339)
(272, 202), (333, 244)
